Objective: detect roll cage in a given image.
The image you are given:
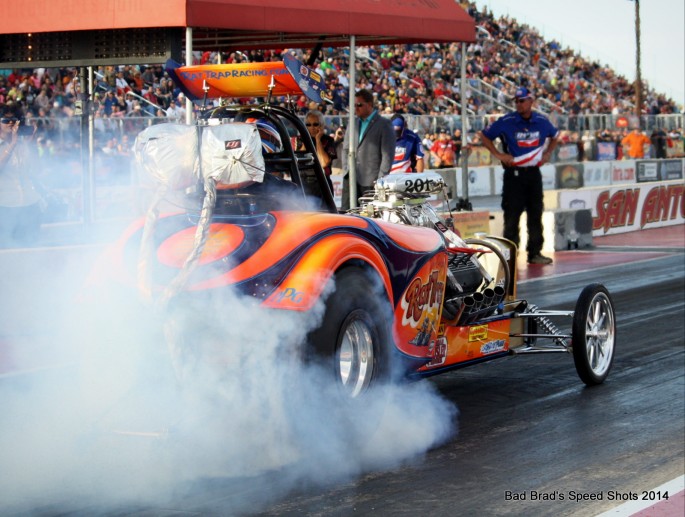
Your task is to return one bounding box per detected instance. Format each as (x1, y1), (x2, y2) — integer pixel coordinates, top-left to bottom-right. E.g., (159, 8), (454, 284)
(199, 104), (338, 213)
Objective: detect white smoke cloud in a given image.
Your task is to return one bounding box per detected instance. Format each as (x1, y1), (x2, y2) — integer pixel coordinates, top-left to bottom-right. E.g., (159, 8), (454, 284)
(0, 226), (458, 515)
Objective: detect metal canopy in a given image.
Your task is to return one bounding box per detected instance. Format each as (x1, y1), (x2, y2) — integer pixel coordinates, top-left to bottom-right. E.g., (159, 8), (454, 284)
(184, 0), (476, 45)
(0, 0), (476, 213)
(0, 0), (475, 68)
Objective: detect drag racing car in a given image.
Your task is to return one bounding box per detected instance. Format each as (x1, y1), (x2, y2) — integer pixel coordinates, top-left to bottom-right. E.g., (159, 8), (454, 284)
(108, 56), (616, 401)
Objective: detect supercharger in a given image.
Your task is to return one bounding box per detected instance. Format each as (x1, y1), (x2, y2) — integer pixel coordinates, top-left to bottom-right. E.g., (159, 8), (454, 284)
(359, 172), (493, 296)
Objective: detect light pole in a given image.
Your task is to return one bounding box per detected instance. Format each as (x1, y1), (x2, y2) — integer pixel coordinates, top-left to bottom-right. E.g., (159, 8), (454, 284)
(631, 0), (643, 124)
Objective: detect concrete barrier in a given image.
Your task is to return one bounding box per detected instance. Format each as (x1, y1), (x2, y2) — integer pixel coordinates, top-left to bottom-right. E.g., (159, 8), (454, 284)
(428, 158), (684, 201)
(489, 208), (594, 253)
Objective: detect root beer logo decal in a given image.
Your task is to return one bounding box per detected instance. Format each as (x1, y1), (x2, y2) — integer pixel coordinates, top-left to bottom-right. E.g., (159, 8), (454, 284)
(401, 270), (444, 327)
(469, 325), (488, 342)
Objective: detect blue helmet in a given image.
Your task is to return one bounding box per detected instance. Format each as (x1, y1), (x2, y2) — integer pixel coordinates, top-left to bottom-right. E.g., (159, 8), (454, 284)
(245, 117), (282, 154)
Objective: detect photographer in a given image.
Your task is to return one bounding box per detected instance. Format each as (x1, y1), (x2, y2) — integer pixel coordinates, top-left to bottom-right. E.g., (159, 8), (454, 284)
(0, 104), (42, 247)
(330, 126), (345, 175)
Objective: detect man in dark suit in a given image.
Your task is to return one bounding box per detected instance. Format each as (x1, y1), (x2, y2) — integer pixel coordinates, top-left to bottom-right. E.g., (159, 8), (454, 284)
(341, 89), (395, 210)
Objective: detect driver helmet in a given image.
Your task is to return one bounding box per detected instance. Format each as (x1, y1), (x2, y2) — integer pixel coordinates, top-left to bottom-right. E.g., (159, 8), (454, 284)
(245, 117), (283, 154)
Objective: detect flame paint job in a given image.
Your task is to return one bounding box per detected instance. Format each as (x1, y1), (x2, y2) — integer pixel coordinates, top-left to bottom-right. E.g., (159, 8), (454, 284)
(110, 203), (520, 377)
(157, 223), (245, 267)
(262, 234), (392, 311)
(117, 210), (445, 307)
(373, 219), (444, 251)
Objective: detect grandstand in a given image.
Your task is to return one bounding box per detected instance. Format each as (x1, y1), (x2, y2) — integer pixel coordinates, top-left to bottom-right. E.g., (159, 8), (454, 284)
(0, 0), (682, 226)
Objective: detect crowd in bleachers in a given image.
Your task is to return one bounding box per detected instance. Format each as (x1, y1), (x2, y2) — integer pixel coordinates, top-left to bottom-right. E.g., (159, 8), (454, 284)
(2, 2), (682, 119)
(0, 0), (682, 181)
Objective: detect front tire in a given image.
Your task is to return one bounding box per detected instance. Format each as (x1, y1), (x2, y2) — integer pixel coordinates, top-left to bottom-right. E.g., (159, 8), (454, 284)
(308, 266), (393, 399)
(572, 284), (616, 385)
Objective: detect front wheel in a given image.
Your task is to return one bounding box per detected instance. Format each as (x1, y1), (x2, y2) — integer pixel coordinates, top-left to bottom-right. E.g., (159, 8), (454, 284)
(572, 284), (616, 385)
(308, 266), (393, 399)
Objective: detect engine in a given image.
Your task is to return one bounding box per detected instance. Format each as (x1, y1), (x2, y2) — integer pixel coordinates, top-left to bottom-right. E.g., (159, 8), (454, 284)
(358, 172), (507, 324)
(446, 249), (485, 297)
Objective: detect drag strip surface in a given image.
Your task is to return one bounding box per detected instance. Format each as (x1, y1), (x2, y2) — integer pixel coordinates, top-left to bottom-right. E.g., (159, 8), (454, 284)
(1, 251), (683, 516)
(245, 255), (684, 517)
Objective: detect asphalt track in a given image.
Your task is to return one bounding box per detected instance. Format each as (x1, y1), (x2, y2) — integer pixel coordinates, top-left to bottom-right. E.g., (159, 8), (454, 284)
(249, 226), (685, 517)
(0, 225), (683, 516)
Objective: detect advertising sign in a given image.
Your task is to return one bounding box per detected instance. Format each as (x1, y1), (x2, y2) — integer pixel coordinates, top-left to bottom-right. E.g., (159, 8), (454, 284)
(541, 164), (556, 190)
(556, 163), (584, 189)
(467, 146), (493, 167)
(451, 210), (491, 238)
(457, 166), (492, 197)
(559, 180), (685, 235)
(559, 189), (594, 212)
(611, 160), (636, 184)
(556, 143), (579, 163)
(582, 161), (611, 187)
(636, 160), (659, 182)
(659, 159), (684, 180)
(331, 174), (344, 208)
(597, 141), (617, 161)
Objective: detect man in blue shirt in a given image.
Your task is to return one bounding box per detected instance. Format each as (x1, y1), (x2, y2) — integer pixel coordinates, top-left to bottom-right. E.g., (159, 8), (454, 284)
(390, 115), (425, 173)
(479, 87), (559, 265)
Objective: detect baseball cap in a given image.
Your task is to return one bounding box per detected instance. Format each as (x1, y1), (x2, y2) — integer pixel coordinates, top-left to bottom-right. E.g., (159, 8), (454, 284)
(392, 116), (406, 133)
(514, 87), (532, 100)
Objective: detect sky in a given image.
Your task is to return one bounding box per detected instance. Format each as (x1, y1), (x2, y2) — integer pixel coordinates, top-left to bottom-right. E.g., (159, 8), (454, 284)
(474, 0), (685, 108)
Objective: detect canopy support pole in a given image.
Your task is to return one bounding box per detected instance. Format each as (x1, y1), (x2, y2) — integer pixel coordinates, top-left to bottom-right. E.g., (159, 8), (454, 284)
(185, 27), (194, 125)
(347, 35), (358, 209)
(460, 42), (469, 206)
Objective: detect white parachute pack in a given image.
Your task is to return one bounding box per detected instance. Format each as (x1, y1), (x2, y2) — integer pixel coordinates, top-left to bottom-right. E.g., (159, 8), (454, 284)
(134, 122), (265, 189)
(200, 122), (265, 186)
(134, 121), (268, 309)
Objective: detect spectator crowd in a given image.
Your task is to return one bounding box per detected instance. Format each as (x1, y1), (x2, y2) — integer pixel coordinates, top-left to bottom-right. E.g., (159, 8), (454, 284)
(0, 0), (682, 182)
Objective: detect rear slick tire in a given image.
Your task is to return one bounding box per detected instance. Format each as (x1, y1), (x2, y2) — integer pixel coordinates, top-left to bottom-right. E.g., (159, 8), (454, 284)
(308, 266), (393, 400)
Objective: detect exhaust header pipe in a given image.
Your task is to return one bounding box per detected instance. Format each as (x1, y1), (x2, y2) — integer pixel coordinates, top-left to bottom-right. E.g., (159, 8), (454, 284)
(455, 285), (507, 325)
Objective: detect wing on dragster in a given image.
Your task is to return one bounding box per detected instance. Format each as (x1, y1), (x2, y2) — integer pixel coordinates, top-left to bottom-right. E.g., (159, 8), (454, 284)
(165, 54), (327, 103)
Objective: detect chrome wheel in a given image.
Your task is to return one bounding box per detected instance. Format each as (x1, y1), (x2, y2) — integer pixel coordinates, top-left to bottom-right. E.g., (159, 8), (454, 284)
(308, 267), (391, 400)
(585, 293), (614, 375)
(338, 313), (376, 398)
(572, 284), (616, 385)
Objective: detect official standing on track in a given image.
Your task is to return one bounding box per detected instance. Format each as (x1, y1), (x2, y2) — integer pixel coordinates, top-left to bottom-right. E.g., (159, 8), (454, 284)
(479, 87), (559, 265)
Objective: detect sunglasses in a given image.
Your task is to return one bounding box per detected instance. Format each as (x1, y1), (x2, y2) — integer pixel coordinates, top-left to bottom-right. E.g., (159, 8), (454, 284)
(1, 118), (18, 124)
(355, 103), (365, 108)
(305, 122), (320, 127)
(515, 98), (530, 104)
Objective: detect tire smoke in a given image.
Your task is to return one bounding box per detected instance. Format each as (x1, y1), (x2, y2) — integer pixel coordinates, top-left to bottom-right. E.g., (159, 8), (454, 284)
(0, 239), (458, 515)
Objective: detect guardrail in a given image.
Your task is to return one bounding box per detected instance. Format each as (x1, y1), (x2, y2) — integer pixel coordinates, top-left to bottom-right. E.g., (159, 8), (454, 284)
(21, 112), (684, 226)
(27, 112), (683, 151)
